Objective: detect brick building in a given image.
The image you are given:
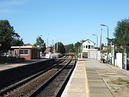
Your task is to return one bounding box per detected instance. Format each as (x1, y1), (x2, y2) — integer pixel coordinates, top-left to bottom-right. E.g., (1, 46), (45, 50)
(11, 46), (40, 60)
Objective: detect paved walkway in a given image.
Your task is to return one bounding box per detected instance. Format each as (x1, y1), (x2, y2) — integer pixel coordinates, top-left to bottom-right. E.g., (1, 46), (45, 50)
(61, 58), (115, 97)
(86, 59), (113, 97)
(86, 59), (129, 97)
(61, 58), (89, 97)
(0, 59), (47, 71)
(0, 63), (28, 71)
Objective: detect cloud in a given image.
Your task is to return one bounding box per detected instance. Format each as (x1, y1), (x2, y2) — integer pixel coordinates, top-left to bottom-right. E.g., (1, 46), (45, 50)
(0, 0), (29, 14)
(0, 0), (29, 7)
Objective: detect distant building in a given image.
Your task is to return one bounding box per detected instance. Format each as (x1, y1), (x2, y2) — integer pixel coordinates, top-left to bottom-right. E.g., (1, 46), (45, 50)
(11, 46), (40, 60)
(81, 39), (99, 59)
(44, 47), (53, 54)
(44, 47), (53, 58)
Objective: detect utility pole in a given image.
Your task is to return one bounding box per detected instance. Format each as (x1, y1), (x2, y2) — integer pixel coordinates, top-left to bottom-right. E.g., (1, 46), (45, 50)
(100, 24), (110, 63)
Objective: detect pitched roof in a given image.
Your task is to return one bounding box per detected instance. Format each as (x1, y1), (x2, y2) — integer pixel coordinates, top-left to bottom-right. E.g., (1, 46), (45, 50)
(82, 39), (95, 46)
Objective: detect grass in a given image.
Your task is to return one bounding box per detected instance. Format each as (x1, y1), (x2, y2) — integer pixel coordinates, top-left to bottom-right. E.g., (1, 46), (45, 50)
(110, 78), (129, 88)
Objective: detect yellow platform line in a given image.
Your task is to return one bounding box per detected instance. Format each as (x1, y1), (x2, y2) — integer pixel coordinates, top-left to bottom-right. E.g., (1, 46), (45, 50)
(85, 62), (90, 97)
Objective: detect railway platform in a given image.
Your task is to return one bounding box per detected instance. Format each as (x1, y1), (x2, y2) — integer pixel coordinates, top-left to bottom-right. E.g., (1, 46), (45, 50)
(0, 59), (47, 71)
(61, 58), (89, 97)
(61, 58), (114, 97)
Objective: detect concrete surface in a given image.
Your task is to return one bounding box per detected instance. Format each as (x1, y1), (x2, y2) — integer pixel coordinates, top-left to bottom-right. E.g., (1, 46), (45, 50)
(61, 58), (89, 97)
(61, 58), (115, 97)
(86, 59), (113, 97)
(0, 58), (47, 71)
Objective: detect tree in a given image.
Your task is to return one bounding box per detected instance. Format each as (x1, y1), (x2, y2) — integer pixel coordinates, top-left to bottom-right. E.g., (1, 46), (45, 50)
(114, 19), (129, 47)
(55, 42), (65, 54)
(65, 44), (75, 53)
(11, 38), (24, 46)
(0, 20), (23, 53)
(34, 36), (46, 52)
(109, 18), (129, 57)
(74, 42), (81, 53)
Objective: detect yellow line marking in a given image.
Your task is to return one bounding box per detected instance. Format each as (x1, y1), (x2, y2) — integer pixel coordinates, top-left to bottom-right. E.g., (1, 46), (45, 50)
(85, 62), (90, 97)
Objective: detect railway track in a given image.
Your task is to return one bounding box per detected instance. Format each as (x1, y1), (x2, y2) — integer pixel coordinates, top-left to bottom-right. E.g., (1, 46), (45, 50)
(30, 56), (76, 97)
(0, 58), (64, 95)
(32, 57), (76, 97)
(0, 56), (76, 97)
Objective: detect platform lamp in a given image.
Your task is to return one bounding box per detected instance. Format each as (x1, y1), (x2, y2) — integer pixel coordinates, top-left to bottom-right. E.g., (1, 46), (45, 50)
(100, 24), (110, 63)
(100, 24), (109, 45)
(92, 34), (98, 48)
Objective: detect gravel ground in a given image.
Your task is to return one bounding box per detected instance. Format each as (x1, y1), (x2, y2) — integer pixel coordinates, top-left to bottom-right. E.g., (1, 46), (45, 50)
(35, 61), (75, 97)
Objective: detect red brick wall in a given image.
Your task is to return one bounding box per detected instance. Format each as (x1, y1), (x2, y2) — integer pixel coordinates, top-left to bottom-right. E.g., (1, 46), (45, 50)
(13, 49), (31, 60)
(20, 49), (31, 60)
(12, 48), (40, 60)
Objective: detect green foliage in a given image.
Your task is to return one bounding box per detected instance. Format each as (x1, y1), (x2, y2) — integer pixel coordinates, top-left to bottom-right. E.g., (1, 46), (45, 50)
(65, 41), (82, 53)
(11, 38), (23, 46)
(65, 44), (75, 53)
(36, 36), (44, 46)
(55, 42), (65, 54)
(115, 47), (124, 53)
(0, 20), (23, 53)
(101, 48), (111, 54)
(114, 19), (129, 47)
(35, 36), (46, 52)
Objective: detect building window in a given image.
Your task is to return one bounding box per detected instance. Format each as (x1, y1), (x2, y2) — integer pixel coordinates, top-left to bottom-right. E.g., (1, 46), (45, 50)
(20, 49), (28, 54)
(24, 50), (28, 54)
(88, 45), (90, 49)
(86, 45), (87, 48)
(20, 50), (24, 54)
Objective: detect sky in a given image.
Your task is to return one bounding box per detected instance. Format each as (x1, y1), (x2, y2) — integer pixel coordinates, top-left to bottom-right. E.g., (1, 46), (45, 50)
(0, 0), (129, 46)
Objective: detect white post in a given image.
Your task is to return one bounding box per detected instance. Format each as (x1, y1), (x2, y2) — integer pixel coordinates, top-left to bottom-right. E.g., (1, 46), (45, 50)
(81, 53), (83, 59)
(116, 53), (122, 69)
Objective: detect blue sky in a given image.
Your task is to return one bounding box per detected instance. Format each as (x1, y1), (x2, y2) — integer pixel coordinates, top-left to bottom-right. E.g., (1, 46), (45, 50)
(0, 0), (129, 46)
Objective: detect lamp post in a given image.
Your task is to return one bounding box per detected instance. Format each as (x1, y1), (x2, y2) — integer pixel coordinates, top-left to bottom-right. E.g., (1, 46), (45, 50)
(100, 24), (110, 63)
(100, 24), (109, 45)
(100, 26), (103, 50)
(92, 34), (98, 48)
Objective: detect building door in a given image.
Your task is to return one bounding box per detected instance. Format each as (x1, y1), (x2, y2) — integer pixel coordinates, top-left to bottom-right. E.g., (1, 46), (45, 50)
(83, 52), (88, 58)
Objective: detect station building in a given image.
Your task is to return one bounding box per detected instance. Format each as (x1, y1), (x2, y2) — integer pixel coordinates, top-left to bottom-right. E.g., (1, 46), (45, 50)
(11, 46), (40, 60)
(81, 39), (99, 59)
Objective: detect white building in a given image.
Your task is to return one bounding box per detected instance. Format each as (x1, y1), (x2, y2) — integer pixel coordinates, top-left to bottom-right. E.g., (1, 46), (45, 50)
(81, 39), (100, 60)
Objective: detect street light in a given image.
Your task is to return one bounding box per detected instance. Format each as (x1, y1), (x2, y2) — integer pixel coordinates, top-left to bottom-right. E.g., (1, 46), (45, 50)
(100, 25), (103, 50)
(100, 24), (109, 44)
(100, 24), (110, 63)
(92, 34), (98, 48)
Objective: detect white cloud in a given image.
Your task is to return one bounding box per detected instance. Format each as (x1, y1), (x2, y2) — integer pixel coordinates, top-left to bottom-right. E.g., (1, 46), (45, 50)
(0, 0), (29, 7)
(0, 0), (29, 14)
